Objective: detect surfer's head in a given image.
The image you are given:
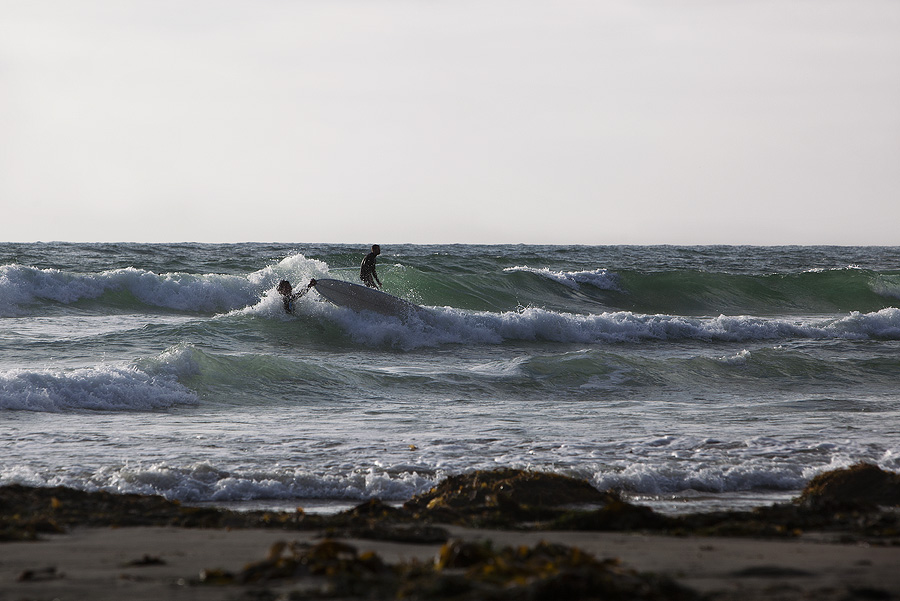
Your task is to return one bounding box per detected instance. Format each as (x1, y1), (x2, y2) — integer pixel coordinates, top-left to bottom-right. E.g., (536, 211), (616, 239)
(276, 280), (292, 296)
(372, 244), (381, 255)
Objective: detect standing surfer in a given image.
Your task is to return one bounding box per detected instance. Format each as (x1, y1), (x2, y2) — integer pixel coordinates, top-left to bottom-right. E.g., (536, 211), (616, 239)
(360, 244), (382, 289)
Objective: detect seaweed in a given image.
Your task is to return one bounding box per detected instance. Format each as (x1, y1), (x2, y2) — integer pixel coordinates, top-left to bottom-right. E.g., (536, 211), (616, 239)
(797, 462), (900, 510)
(403, 468), (617, 528)
(201, 538), (699, 600)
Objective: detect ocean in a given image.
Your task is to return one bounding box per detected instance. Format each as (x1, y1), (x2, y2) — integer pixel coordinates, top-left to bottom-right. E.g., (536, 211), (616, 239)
(2, 243), (899, 515)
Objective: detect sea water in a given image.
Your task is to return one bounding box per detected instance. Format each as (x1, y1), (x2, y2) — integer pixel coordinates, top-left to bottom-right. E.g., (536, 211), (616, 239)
(2, 243), (899, 514)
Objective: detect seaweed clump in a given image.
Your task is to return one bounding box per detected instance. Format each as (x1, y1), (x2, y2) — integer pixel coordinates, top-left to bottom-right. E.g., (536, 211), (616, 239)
(200, 538), (395, 597)
(0, 484), (304, 536)
(797, 463), (900, 510)
(404, 468), (618, 527)
(0, 484), (446, 544)
(200, 538), (698, 600)
(549, 497), (673, 532)
(319, 499), (449, 544)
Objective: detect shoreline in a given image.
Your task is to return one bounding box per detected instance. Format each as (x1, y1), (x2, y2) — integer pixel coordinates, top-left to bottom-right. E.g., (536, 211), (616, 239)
(190, 488), (799, 517)
(3, 466), (900, 600)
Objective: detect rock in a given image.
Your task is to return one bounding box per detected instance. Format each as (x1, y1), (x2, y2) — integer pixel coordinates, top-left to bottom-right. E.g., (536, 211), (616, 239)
(797, 463), (900, 509)
(403, 469), (618, 527)
(405, 468), (612, 513)
(550, 497), (672, 531)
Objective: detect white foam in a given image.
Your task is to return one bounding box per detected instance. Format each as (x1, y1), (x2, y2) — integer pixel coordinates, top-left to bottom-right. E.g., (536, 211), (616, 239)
(0, 462), (438, 504)
(830, 307), (900, 339)
(0, 363), (197, 412)
(718, 349), (751, 365)
(591, 453), (828, 495)
(306, 305), (900, 349)
(247, 253), (329, 287)
(0, 253), (329, 315)
(3, 433), (895, 507)
(504, 266), (620, 290)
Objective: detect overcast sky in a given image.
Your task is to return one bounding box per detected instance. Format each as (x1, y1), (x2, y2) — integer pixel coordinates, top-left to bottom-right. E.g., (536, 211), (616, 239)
(2, 0), (899, 245)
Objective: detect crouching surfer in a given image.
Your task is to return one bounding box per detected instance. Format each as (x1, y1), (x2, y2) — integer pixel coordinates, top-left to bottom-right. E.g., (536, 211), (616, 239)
(277, 279), (316, 314)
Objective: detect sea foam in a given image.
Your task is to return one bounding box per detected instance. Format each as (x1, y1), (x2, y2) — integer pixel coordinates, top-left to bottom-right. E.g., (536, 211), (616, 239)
(1, 461), (437, 504)
(313, 303), (900, 349)
(2, 452), (889, 509)
(503, 266), (620, 290)
(0, 364), (197, 412)
(0, 253), (329, 315)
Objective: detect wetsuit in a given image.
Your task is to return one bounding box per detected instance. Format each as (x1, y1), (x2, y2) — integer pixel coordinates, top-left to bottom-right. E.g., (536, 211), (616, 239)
(360, 251), (381, 288)
(283, 293), (301, 313)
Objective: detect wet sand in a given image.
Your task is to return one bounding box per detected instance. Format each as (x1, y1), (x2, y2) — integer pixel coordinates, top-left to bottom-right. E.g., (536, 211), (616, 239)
(2, 525), (898, 601)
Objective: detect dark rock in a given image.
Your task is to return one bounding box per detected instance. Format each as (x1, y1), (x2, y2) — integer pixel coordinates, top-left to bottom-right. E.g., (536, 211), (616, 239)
(321, 523), (450, 544)
(403, 468), (619, 527)
(550, 497), (672, 531)
(797, 463), (900, 509)
(405, 468), (612, 513)
(122, 554), (166, 567)
(17, 566), (61, 582)
(730, 565), (813, 578)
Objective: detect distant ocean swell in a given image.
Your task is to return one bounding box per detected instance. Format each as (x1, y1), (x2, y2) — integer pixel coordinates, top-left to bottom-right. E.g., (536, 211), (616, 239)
(5, 338), (900, 413)
(3, 258), (900, 347)
(3, 254), (899, 318)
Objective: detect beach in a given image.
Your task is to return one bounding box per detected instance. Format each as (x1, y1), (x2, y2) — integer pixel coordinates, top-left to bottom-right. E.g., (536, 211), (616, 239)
(4, 524), (900, 600)
(5, 0), (900, 595)
(3, 466), (900, 600)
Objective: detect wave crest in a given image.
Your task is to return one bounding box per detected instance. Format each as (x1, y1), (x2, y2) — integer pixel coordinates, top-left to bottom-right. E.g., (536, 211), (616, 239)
(316, 305), (900, 349)
(503, 266), (620, 290)
(0, 253), (328, 315)
(0, 364), (197, 412)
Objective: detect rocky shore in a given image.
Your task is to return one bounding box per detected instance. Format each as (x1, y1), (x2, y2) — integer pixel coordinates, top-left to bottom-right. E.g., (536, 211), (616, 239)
(2, 464), (899, 600)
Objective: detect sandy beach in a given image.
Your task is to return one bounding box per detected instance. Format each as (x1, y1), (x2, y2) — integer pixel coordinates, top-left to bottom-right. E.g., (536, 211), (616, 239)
(3, 525), (899, 601)
(4, 467), (900, 600)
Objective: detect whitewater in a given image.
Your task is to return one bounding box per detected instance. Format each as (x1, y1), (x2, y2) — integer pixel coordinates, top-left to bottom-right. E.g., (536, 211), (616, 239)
(2, 243), (899, 514)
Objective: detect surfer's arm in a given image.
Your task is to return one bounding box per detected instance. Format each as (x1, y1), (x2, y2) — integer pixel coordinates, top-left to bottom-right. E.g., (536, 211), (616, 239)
(292, 280), (316, 301)
(287, 280), (317, 309)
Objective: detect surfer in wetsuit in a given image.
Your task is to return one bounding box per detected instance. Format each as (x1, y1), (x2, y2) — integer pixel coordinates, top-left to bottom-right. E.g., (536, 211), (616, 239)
(277, 279), (314, 314)
(360, 244), (382, 289)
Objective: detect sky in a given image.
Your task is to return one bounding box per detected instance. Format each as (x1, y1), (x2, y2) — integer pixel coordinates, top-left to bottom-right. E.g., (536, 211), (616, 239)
(2, 0), (899, 245)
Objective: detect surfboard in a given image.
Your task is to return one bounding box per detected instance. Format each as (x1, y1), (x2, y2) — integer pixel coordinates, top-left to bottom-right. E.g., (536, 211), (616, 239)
(313, 278), (425, 318)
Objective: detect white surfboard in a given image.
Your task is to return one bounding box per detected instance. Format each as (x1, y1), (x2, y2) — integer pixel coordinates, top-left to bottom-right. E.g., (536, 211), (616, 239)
(313, 278), (425, 318)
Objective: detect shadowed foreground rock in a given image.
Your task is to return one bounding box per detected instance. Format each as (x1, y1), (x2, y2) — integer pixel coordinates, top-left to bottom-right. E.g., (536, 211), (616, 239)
(797, 462), (900, 509)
